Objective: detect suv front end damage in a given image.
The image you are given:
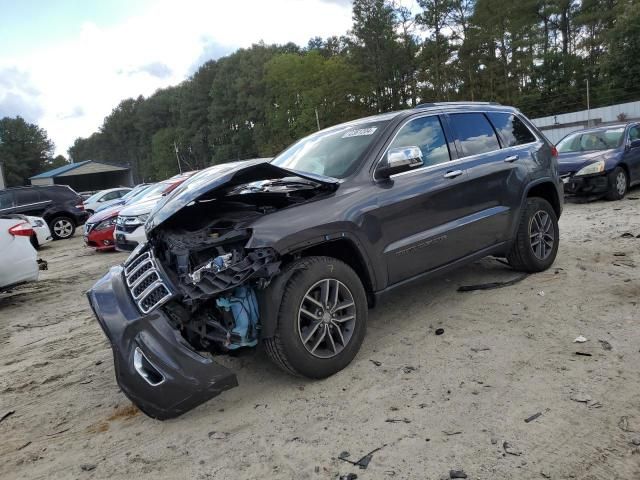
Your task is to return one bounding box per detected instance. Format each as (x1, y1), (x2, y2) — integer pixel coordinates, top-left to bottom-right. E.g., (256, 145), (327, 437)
(87, 160), (338, 419)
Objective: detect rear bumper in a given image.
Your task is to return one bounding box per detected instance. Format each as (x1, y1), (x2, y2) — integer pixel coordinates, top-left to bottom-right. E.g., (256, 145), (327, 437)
(562, 173), (609, 195)
(86, 266), (238, 419)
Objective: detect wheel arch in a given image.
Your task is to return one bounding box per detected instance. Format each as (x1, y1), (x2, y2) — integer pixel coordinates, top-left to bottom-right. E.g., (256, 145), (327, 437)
(258, 237), (376, 340)
(525, 180), (562, 218)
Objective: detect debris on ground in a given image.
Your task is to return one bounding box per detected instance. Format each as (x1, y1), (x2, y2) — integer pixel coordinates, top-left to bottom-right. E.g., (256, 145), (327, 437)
(369, 360), (382, 367)
(435, 328), (445, 335)
(338, 445), (386, 470)
(443, 430), (462, 436)
(386, 418), (411, 424)
(570, 392), (592, 403)
(573, 335), (587, 343)
(402, 366), (416, 374)
(524, 412), (542, 423)
(457, 274), (528, 292)
(618, 416), (638, 433)
(490, 436), (499, 445)
(599, 340), (613, 351)
(613, 252), (626, 256)
(471, 347), (491, 353)
(631, 438), (640, 446)
(208, 431), (230, 440)
(503, 441), (522, 456)
(0, 410), (15, 424)
(575, 352), (592, 357)
(80, 464), (96, 472)
(339, 474), (358, 480)
(449, 470), (468, 478)
(540, 470), (551, 478)
(538, 291), (545, 296)
(37, 258), (48, 270)
(16, 441), (31, 451)
(620, 232), (635, 238)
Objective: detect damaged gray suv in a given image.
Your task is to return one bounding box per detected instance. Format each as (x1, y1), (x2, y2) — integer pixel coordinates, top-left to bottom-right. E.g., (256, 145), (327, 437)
(87, 102), (563, 419)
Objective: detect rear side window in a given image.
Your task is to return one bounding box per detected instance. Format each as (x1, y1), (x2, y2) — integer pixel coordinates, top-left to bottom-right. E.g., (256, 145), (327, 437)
(0, 191), (14, 209)
(102, 191), (120, 201)
(15, 189), (41, 205)
(487, 112), (536, 147)
(450, 113), (500, 157)
(389, 115), (450, 167)
(46, 186), (78, 201)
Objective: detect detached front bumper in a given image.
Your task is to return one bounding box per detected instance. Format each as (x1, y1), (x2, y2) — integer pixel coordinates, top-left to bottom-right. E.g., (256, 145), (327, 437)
(86, 266), (238, 420)
(562, 173), (609, 195)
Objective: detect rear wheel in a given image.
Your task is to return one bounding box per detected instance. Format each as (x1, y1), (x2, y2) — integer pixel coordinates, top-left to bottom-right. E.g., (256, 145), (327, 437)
(264, 256), (367, 379)
(49, 216), (75, 240)
(605, 167), (627, 200)
(507, 197), (559, 273)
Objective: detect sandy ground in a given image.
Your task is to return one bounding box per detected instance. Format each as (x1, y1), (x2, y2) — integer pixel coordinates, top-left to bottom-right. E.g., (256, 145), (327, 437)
(1, 195), (640, 480)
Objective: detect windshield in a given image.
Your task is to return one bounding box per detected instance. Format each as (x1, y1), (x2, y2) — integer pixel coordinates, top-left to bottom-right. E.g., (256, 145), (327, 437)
(556, 128), (625, 153)
(271, 120), (390, 178)
(124, 183), (165, 204)
(121, 185), (146, 201)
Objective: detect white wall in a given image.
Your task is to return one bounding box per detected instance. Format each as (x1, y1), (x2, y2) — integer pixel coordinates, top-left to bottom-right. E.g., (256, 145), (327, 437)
(531, 100), (640, 144)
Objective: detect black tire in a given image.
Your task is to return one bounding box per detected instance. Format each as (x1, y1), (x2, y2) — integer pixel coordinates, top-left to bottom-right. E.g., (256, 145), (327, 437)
(264, 256), (367, 379)
(507, 197), (559, 273)
(605, 167), (627, 201)
(49, 215), (76, 240)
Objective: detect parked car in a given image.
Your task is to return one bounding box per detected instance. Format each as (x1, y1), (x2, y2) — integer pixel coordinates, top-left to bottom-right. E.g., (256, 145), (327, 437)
(0, 217), (39, 291)
(82, 187), (132, 214)
(0, 185), (89, 240)
(87, 102), (563, 419)
(27, 215), (53, 249)
(557, 123), (640, 200)
(94, 183), (152, 214)
(85, 179), (187, 252)
(114, 172), (198, 251)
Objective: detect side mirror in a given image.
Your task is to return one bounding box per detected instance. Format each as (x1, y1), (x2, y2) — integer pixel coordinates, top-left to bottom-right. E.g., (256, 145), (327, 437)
(377, 146), (424, 179)
(629, 139), (640, 149)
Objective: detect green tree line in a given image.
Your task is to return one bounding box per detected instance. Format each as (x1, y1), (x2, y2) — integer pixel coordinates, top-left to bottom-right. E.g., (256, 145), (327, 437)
(6, 0), (639, 186)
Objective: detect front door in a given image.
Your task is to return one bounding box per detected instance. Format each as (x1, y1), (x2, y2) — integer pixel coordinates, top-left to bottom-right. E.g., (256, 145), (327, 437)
(372, 114), (475, 285)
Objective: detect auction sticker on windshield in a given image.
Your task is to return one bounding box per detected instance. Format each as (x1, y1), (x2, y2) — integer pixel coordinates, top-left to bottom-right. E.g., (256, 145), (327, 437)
(342, 127), (377, 138)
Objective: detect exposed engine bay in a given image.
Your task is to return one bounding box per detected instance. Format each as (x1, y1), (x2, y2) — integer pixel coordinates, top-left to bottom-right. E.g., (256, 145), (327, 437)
(144, 176), (332, 352)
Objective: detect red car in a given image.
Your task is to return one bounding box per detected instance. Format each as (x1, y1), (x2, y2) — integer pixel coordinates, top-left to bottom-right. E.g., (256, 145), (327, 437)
(83, 177), (192, 251)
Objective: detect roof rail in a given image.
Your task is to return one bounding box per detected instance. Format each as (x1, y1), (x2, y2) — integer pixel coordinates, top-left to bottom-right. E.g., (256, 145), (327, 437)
(414, 101), (501, 109)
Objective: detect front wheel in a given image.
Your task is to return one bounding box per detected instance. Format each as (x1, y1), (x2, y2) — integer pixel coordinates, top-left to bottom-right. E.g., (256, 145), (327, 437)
(605, 167), (627, 201)
(507, 197), (559, 273)
(264, 256), (368, 379)
(49, 216), (76, 240)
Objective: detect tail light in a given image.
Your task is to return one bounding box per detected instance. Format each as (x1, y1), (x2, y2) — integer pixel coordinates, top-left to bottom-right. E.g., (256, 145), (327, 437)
(76, 203), (85, 210)
(551, 146), (558, 157)
(8, 221), (34, 237)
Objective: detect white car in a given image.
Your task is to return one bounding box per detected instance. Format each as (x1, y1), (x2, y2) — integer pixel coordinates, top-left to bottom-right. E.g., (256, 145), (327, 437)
(82, 187), (132, 214)
(26, 215), (53, 249)
(0, 217), (39, 291)
(114, 196), (161, 251)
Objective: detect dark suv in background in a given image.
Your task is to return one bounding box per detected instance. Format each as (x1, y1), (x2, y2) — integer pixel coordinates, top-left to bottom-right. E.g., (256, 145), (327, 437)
(0, 185), (89, 239)
(88, 102), (563, 419)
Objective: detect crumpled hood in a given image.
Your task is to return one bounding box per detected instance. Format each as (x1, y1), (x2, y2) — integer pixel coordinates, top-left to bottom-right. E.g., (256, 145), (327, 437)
(145, 159), (339, 233)
(119, 195), (163, 217)
(557, 149), (620, 175)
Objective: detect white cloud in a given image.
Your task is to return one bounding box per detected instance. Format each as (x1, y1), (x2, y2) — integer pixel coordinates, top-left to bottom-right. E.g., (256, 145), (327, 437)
(0, 0), (353, 156)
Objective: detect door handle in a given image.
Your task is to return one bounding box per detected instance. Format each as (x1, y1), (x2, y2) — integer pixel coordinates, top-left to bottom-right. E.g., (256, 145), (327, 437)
(504, 154), (519, 163)
(443, 170), (464, 179)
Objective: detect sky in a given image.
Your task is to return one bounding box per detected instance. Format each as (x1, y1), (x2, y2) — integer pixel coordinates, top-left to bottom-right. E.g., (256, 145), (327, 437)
(0, 0), (354, 156)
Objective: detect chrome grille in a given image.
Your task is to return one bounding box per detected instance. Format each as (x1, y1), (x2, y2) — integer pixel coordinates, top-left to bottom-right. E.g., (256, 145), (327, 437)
(123, 249), (173, 314)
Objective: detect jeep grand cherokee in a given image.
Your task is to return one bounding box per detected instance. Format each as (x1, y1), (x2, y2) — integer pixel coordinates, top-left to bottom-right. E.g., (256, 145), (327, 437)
(87, 102), (563, 419)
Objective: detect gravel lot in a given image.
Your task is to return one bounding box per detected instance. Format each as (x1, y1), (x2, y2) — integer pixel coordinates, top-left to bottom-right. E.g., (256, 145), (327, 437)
(1, 197), (640, 480)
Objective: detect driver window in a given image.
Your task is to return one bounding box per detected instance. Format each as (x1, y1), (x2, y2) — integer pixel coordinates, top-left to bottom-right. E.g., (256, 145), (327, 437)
(629, 126), (640, 142)
(389, 116), (450, 167)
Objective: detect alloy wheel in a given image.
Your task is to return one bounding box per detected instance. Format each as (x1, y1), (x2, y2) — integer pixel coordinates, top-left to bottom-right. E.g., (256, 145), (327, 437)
(297, 278), (356, 359)
(53, 219), (73, 238)
(529, 210), (554, 260)
(616, 171), (627, 196)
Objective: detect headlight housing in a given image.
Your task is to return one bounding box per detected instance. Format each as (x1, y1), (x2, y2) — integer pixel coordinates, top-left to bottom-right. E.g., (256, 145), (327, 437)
(95, 216), (117, 231)
(123, 214), (149, 226)
(575, 160), (605, 176)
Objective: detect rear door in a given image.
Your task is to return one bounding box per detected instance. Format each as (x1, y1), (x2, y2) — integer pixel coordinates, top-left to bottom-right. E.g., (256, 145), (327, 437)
(13, 189), (50, 216)
(446, 111), (534, 246)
